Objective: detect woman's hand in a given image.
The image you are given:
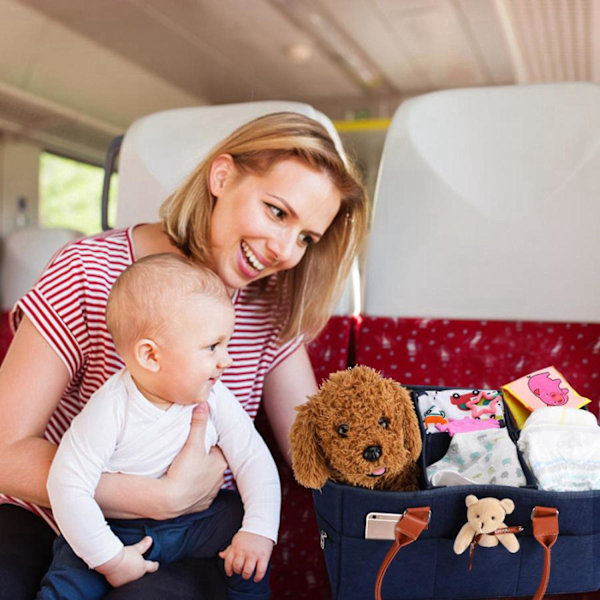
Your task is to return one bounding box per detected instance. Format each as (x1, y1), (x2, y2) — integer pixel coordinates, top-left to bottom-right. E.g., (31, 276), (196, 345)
(161, 402), (227, 516)
(96, 403), (227, 520)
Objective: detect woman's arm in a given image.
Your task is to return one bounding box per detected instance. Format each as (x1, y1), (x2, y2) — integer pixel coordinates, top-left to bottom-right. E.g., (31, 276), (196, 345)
(261, 345), (318, 465)
(0, 316), (226, 519)
(0, 316), (69, 506)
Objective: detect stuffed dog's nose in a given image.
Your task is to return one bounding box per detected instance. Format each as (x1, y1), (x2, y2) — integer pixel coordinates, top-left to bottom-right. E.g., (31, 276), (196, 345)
(363, 445), (382, 462)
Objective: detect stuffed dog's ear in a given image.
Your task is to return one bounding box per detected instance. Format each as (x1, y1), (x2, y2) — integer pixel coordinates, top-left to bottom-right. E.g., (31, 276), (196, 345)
(289, 401), (330, 489)
(394, 385), (423, 461)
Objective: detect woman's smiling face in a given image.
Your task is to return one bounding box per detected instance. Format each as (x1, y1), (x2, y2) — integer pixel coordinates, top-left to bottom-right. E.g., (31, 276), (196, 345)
(207, 155), (342, 292)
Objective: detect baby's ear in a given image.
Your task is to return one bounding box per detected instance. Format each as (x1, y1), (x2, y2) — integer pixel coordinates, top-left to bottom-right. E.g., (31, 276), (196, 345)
(134, 339), (160, 373)
(289, 402), (330, 489)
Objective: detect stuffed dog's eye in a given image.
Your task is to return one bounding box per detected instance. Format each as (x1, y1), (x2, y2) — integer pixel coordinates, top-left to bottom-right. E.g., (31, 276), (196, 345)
(378, 417), (390, 429)
(336, 424), (349, 437)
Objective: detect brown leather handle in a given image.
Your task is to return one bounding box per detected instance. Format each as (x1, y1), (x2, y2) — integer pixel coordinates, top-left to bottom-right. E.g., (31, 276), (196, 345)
(374, 506), (430, 600)
(531, 506), (559, 600)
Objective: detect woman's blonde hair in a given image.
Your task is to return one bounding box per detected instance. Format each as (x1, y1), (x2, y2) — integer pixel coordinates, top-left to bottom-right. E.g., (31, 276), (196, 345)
(160, 112), (369, 343)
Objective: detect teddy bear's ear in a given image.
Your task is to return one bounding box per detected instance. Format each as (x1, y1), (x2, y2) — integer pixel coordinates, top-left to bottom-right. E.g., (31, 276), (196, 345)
(500, 498), (515, 514)
(289, 402), (330, 489)
(465, 494), (479, 507)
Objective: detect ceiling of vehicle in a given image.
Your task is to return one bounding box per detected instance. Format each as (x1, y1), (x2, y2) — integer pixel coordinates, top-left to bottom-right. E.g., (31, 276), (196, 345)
(0, 0), (596, 162)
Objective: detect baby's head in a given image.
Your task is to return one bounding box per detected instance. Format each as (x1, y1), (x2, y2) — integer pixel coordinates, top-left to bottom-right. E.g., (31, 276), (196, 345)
(106, 253), (235, 408)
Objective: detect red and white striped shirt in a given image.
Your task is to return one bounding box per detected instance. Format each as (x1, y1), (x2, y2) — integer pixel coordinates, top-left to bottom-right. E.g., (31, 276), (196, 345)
(1, 226), (301, 531)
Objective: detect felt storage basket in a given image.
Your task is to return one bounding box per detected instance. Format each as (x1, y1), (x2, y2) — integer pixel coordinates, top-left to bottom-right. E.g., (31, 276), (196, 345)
(312, 387), (600, 600)
(313, 481), (600, 600)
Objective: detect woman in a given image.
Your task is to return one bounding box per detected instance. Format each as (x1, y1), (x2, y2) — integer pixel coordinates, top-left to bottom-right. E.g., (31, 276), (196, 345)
(0, 112), (369, 599)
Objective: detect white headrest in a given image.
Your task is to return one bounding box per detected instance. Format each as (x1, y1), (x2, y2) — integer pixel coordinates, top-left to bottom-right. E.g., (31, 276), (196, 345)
(365, 82), (600, 322)
(115, 101), (344, 227)
(115, 100), (357, 315)
(1, 227), (82, 311)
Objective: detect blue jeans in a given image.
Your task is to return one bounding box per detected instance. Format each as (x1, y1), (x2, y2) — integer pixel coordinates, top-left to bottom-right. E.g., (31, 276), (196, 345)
(36, 490), (270, 600)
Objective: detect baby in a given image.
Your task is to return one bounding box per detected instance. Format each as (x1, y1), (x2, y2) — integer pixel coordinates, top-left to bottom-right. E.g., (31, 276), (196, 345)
(37, 253), (280, 599)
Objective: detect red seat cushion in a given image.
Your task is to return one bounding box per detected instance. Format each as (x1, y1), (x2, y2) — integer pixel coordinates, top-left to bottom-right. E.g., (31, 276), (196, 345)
(307, 315), (355, 385)
(356, 316), (600, 416)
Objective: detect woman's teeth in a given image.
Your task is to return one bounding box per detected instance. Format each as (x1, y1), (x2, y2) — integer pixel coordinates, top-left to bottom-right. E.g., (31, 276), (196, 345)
(241, 241), (265, 271)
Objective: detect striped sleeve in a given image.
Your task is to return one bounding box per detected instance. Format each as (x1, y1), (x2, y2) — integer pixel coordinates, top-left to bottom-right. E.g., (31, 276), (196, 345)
(267, 334), (304, 372)
(12, 247), (88, 378)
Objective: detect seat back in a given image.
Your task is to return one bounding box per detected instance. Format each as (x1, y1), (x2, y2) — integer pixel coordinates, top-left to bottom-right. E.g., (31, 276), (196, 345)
(1, 227), (82, 312)
(358, 83), (600, 409)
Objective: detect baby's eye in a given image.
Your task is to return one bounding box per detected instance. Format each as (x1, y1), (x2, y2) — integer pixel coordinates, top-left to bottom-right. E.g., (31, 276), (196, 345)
(266, 203), (285, 220)
(378, 417), (390, 429)
(207, 343), (217, 351)
(336, 424), (349, 438)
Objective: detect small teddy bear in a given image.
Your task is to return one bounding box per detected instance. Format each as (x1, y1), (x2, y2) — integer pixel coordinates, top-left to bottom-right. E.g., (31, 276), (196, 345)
(289, 365), (422, 491)
(453, 494), (521, 555)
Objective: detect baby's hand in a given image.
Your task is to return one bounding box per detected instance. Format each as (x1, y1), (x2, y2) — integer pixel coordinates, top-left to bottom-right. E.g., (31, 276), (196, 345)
(218, 531), (274, 582)
(96, 536), (159, 587)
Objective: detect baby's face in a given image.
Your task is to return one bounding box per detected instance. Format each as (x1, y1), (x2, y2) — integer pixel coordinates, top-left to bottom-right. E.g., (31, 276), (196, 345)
(155, 293), (235, 406)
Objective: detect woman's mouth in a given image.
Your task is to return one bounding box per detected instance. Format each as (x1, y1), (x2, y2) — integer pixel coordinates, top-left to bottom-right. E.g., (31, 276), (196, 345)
(241, 241), (266, 272)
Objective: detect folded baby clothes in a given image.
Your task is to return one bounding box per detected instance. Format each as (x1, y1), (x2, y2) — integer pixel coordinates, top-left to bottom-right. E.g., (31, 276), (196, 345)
(517, 406), (600, 491)
(427, 427), (526, 487)
(417, 388), (505, 434)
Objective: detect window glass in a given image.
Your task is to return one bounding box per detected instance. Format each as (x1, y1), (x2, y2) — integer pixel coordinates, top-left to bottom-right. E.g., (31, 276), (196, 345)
(39, 152), (117, 236)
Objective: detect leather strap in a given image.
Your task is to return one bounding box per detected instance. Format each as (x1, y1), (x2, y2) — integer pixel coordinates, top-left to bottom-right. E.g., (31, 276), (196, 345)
(374, 507), (430, 600)
(468, 525), (524, 571)
(531, 506), (559, 600)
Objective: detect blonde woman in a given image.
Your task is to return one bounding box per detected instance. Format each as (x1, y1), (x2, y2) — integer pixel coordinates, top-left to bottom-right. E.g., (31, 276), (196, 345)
(0, 112), (369, 600)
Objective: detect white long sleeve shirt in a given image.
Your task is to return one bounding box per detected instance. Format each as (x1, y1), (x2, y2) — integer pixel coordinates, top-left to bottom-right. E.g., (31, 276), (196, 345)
(47, 369), (280, 568)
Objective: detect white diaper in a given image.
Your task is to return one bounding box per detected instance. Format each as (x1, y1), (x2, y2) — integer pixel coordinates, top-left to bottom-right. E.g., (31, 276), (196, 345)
(518, 407), (600, 491)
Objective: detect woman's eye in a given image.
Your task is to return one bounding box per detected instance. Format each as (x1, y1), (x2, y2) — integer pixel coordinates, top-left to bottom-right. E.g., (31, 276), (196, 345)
(299, 233), (316, 247)
(378, 417), (390, 429)
(267, 203), (285, 220)
(336, 424), (349, 438)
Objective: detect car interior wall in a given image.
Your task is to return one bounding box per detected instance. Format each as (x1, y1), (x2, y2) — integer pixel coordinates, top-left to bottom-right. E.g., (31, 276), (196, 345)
(0, 135), (40, 236)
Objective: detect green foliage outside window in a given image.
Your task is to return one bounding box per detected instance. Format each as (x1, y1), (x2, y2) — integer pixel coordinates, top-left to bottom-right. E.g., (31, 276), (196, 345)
(39, 152), (118, 236)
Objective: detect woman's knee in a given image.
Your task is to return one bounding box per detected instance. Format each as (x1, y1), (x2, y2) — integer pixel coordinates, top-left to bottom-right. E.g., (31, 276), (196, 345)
(0, 505), (55, 600)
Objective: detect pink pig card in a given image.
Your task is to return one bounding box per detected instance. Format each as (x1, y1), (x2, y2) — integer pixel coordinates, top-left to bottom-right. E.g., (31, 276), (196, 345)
(502, 365), (591, 428)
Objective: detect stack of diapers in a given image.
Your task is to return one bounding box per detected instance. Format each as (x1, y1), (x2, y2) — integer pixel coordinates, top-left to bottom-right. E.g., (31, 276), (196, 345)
(517, 407), (600, 491)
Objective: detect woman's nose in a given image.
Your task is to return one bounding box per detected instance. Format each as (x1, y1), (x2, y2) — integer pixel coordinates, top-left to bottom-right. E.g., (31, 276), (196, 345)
(266, 230), (297, 264)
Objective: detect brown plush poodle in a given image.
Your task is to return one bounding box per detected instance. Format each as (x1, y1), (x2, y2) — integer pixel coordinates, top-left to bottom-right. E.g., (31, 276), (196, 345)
(290, 365), (422, 491)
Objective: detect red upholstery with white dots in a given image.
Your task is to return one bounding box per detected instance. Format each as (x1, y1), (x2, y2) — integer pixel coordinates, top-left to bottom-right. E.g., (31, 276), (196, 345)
(356, 316), (600, 415)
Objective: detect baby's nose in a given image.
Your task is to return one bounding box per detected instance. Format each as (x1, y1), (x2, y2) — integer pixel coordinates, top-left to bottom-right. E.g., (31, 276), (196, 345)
(363, 445), (382, 462)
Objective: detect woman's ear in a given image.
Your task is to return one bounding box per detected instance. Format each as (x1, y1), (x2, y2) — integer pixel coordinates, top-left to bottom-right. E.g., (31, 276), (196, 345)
(289, 402), (330, 489)
(208, 154), (235, 198)
(134, 338), (160, 373)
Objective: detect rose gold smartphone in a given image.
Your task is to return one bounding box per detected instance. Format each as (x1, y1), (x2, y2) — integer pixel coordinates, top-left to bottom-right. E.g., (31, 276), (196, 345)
(364, 512), (403, 540)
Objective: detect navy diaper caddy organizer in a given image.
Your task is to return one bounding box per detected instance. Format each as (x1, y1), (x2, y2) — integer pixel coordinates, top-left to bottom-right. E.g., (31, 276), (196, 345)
(312, 387), (600, 600)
